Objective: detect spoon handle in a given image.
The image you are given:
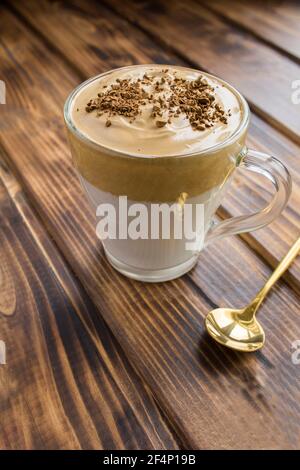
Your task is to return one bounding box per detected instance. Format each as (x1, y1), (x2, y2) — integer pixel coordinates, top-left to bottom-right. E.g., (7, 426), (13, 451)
(252, 236), (300, 311)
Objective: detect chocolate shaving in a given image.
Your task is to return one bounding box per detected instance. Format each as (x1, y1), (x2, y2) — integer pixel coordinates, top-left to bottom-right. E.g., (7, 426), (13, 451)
(156, 120), (167, 128)
(85, 69), (229, 130)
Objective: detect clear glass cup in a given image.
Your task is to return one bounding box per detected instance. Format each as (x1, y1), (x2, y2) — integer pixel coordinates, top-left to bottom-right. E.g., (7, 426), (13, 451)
(64, 65), (292, 282)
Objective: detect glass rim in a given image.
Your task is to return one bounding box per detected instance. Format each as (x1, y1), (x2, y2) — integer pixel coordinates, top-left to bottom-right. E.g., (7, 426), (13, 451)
(64, 64), (250, 159)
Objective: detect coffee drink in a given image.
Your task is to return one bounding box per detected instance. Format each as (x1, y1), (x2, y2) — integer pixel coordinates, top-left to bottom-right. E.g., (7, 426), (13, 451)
(64, 65), (290, 281)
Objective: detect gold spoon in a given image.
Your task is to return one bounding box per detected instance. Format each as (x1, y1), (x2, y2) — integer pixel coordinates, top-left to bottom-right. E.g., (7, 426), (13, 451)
(205, 236), (300, 352)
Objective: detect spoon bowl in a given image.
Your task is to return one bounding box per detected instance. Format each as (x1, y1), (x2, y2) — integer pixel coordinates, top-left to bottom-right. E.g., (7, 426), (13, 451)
(205, 308), (265, 352)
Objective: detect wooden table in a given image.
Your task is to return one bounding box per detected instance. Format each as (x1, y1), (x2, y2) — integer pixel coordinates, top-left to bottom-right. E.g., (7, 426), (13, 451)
(0, 0), (299, 450)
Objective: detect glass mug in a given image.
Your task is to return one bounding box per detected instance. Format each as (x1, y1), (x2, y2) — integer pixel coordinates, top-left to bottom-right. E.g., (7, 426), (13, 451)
(64, 65), (291, 282)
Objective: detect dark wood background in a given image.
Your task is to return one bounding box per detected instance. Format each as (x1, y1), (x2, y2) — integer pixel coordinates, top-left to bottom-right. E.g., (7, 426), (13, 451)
(0, 0), (299, 449)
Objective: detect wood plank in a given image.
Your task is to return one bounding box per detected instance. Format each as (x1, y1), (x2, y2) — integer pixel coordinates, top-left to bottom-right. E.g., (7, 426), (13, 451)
(201, 0), (300, 62)
(1, 3), (300, 448)
(0, 158), (178, 450)
(103, 0), (300, 145)
(10, 0), (300, 293)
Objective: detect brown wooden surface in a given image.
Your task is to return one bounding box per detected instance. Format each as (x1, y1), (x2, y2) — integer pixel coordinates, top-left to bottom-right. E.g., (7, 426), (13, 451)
(0, 149), (178, 450)
(203, 0), (300, 62)
(0, 0), (299, 449)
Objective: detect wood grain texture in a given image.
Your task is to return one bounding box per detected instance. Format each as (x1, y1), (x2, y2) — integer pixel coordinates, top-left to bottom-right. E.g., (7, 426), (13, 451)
(201, 0), (300, 62)
(0, 157), (179, 450)
(1, 2), (300, 449)
(105, 0), (300, 145)
(10, 0), (300, 292)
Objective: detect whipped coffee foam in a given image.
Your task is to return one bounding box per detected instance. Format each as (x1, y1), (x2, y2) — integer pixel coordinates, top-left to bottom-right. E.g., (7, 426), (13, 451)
(70, 65), (243, 156)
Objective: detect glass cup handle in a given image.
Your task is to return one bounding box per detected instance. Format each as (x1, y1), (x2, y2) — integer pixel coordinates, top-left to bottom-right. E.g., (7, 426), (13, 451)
(206, 148), (292, 245)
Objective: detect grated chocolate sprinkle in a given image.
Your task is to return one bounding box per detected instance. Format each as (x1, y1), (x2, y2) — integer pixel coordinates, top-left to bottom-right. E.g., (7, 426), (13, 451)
(85, 70), (229, 130)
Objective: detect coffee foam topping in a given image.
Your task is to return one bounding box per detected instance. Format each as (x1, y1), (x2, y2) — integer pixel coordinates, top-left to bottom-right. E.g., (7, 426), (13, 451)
(71, 65), (243, 156)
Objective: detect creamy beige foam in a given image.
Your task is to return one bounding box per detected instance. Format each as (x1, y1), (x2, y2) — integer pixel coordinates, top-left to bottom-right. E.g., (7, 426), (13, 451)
(70, 65), (243, 157)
